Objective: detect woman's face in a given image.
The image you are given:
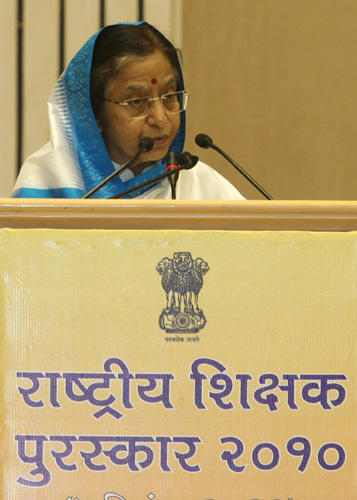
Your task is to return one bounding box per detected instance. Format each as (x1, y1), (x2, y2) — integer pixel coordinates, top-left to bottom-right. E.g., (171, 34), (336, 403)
(100, 51), (181, 169)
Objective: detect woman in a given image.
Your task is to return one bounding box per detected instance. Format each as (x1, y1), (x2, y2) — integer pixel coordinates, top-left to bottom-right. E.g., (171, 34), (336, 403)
(12, 22), (245, 200)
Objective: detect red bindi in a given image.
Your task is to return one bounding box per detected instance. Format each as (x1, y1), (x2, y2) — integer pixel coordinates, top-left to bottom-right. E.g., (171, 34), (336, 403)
(151, 78), (157, 85)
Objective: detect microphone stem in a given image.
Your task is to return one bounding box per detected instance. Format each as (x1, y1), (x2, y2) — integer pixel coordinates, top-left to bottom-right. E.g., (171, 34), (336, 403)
(167, 168), (179, 200)
(82, 148), (143, 199)
(110, 159), (195, 199)
(211, 144), (273, 200)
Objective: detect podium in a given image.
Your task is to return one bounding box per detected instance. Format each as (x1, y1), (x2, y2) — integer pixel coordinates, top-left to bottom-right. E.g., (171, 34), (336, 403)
(0, 200), (355, 500)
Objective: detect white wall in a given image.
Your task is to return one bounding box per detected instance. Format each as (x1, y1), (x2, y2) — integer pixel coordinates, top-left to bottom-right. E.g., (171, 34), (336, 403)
(0, 1), (17, 197)
(0, 0), (183, 198)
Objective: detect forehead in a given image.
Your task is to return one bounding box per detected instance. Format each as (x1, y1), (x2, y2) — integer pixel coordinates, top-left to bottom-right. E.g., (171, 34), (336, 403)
(107, 51), (177, 95)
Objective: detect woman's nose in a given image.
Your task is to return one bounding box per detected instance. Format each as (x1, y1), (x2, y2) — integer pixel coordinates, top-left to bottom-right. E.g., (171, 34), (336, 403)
(146, 98), (167, 123)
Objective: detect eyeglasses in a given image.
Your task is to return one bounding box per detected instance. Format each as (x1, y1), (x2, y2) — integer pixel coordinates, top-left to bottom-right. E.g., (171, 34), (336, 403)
(103, 90), (189, 119)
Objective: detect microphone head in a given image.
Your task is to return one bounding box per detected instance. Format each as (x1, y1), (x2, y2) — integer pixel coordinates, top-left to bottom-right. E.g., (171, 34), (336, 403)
(179, 152), (199, 170)
(167, 151), (179, 164)
(166, 151), (180, 172)
(195, 133), (213, 149)
(139, 137), (154, 152)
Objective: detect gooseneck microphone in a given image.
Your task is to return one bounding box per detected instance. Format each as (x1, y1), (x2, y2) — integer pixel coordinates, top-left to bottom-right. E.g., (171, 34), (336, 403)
(166, 151), (180, 199)
(195, 133), (273, 200)
(82, 137), (154, 199)
(111, 152), (198, 199)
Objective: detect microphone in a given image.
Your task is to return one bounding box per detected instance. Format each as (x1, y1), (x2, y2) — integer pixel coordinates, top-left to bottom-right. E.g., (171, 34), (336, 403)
(195, 133), (273, 200)
(82, 137), (154, 199)
(166, 151), (180, 199)
(111, 152), (198, 199)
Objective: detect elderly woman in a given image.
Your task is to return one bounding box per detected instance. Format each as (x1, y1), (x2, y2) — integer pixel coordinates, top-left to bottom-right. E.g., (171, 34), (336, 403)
(13, 22), (245, 200)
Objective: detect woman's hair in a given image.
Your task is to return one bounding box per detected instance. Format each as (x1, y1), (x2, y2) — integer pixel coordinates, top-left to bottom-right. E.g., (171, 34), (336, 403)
(90, 24), (182, 120)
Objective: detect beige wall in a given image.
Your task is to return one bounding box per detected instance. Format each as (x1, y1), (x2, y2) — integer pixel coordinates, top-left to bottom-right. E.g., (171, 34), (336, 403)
(0, 1), (17, 197)
(183, 0), (357, 200)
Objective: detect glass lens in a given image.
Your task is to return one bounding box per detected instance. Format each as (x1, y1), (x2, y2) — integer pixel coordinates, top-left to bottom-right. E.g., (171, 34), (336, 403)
(124, 97), (149, 118)
(123, 91), (188, 118)
(162, 92), (181, 113)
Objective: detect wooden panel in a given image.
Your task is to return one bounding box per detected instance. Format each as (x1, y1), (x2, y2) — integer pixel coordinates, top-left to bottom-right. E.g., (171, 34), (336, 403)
(183, 0), (357, 200)
(65, 0), (100, 65)
(106, 0), (138, 24)
(145, 0), (173, 41)
(1, 200), (357, 231)
(0, 1), (17, 197)
(171, 0), (184, 48)
(23, 0), (59, 163)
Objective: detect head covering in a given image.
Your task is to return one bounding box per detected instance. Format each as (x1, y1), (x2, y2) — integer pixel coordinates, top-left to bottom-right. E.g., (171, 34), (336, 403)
(12, 22), (186, 199)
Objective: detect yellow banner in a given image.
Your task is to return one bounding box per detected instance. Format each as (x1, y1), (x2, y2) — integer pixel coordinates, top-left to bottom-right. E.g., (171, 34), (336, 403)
(0, 229), (355, 500)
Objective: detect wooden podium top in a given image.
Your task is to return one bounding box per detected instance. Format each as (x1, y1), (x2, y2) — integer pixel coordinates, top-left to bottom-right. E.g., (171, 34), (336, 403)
(1, 199), (357, 230)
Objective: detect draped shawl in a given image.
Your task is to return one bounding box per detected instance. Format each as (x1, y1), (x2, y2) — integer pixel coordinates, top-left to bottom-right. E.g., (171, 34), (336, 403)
(12, 22), (185, 199)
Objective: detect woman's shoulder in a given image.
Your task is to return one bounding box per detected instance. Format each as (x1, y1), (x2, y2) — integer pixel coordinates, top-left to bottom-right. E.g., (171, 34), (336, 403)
(177, 160), (246, 200)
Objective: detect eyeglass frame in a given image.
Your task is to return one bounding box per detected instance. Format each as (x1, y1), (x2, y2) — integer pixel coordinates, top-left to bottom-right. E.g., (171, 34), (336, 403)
(103, 90), (189, 119)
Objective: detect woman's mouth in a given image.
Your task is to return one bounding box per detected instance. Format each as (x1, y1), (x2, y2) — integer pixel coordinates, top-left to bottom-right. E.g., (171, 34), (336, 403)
(152, 135), (169, 147)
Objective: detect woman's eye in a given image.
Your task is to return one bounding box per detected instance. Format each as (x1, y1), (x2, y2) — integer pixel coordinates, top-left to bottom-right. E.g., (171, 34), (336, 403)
(162, 93), (179, 108)
(127, 98), (146, 108)
(164, 92), (177, 101)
